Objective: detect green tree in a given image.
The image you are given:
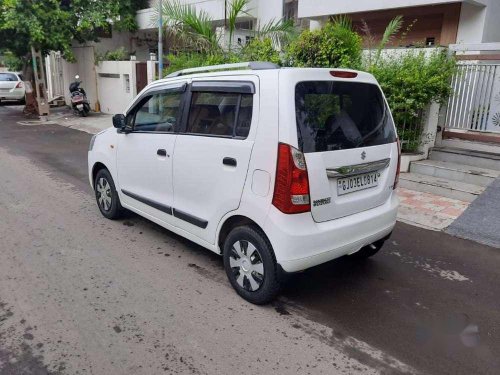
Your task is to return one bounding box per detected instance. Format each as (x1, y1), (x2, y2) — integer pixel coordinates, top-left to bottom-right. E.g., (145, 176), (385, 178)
(0, 0), (148, 74)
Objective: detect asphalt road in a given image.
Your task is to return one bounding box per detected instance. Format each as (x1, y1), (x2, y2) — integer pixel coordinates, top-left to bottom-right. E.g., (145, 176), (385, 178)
(1, 105), (499, 375)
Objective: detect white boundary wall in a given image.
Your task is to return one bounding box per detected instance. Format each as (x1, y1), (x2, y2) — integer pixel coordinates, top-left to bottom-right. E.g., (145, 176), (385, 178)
(96, 61), (139, 114)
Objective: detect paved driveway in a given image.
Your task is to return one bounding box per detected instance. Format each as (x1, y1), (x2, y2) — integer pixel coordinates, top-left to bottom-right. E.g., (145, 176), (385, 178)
(1, 105), (499, 375)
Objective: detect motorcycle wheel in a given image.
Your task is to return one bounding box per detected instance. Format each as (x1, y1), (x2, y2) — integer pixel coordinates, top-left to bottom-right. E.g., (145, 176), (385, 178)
(82, 104), (90, 117)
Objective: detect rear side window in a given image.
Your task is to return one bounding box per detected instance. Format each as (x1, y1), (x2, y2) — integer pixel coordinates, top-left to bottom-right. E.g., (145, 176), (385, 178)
(295, 81), (396, 153)
(186, 91), (253, 138)
(0, 73), (18, 82)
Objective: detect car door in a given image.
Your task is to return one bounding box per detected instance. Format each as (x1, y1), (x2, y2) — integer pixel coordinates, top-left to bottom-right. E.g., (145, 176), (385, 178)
(116, 82), (186, 224)
(171, 78), (258, 244)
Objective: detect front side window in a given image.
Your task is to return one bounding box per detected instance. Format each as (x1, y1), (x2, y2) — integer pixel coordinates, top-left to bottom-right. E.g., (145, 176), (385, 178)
(295, 81), (396, 153)
(132, 90), (183, 132)
(186, 91), (253, 138)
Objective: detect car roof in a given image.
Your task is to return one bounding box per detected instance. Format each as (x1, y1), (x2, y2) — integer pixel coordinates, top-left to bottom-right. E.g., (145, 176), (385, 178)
(147, 67), (377, 92)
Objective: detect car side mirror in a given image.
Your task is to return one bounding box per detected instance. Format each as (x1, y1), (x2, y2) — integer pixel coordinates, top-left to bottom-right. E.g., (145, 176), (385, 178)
(112, 114), (126, 129)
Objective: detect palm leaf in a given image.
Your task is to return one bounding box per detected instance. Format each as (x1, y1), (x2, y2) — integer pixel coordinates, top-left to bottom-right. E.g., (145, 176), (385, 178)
(331, 15), (353, 31)
(227, 0), (251, 49)
(375, 15), (403, 63)
(256, 18), (296, 49)
(151, 0), (218, 51)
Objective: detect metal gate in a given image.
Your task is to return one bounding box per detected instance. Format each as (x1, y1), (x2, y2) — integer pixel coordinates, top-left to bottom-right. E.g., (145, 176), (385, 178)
(444, 42), (500, 135)
(445, 62), (500, 133)
(135, 62), (148, 93)
(45, 51), (65, 100)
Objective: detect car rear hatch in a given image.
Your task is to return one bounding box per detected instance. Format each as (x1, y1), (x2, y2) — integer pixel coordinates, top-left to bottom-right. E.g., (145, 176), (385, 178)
(279, 69), (398, 222)
(0, 73), (19, 93)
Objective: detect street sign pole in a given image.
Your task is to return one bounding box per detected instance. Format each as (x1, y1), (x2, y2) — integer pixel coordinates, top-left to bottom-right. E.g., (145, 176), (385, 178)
(158, 0), (163, 80)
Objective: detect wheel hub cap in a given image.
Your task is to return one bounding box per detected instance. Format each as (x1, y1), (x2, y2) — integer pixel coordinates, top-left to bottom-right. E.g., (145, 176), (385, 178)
(241, 258), (250, 272)
(96, 177), (112, 212)
(229, 240), (265, 292)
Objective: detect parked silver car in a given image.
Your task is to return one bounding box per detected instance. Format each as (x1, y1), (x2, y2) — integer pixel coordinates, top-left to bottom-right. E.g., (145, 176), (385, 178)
(0, 72), (26, 104)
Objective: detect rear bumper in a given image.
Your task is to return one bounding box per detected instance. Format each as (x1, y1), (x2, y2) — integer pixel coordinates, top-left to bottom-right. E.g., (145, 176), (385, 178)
(0, 88), (25, 100)
(264, 193), (399, 272)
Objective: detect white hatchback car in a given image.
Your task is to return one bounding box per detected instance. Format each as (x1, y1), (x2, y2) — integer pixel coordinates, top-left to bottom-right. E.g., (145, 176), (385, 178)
(88, 62), (400, 304)
(0, 71), (26, 104)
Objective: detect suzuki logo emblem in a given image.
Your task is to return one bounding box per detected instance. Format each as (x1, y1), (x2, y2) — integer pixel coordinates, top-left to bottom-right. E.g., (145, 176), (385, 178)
(361, 151), (366, 160)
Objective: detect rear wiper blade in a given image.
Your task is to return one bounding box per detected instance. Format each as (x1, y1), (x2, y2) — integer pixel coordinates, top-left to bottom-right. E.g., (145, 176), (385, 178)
(354, 106), (387, 148)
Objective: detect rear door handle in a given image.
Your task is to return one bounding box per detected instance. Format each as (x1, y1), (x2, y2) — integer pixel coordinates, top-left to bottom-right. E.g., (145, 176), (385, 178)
(157, 149), (168, 157)
(223, 157), (237, 167)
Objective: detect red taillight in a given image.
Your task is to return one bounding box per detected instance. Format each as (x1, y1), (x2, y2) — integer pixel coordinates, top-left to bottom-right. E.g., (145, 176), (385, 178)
(15, 81), (24, 89)
(394, 138), (401, 189)
(330, 71), (358, 79)
(272, 143), (311, 214)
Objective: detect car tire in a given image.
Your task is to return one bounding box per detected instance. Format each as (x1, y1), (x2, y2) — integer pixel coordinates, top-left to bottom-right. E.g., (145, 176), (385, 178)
(349, 239), (386, 259)
(94, 168), (124, 220)
(223, 225), (281, 305)
(19, 97), (26, 105)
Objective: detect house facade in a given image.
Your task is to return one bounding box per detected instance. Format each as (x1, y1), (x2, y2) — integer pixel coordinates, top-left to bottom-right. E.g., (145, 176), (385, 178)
(136, 0), (500, 48)
(299, 0), (500, 45)
(49, 0), (500, 115)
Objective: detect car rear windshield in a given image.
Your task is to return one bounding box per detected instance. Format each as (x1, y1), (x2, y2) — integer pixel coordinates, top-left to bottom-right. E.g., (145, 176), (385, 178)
(295, 81), (397, 153)
(0, 73), (18, 82)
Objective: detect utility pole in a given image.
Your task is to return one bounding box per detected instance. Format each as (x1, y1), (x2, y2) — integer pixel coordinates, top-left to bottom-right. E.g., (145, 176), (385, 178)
(158, 0), (163, 80)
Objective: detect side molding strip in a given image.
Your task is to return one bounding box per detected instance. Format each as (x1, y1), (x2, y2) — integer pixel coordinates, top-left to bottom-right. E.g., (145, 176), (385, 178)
(121, 190), (173, 215)
(121, 190), (208, 229)
(173, 208), (208, 229)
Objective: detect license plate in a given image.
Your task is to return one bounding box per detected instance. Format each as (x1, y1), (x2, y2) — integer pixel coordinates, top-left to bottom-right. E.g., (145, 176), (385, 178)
(76, 104), (84, 110)
(337, 171), (380, 196)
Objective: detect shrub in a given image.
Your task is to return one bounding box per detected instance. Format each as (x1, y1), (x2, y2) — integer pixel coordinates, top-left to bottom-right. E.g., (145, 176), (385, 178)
(164, 37), (283, 75)
(368, 50), (456, 152)
(164, 51), (242, 75)
(241, 38), (281, 65)
(104, 47), (129, 61)
(96, 47), (129, 63)
(286, 19), (362, 69)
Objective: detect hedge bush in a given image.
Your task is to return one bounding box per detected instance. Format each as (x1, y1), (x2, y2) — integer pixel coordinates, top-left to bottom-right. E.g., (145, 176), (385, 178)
(368, 50), (456, 152)
(286, 21), (362, 69)
(241, 38), (280, 65)
(164, 51), (242, 75)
